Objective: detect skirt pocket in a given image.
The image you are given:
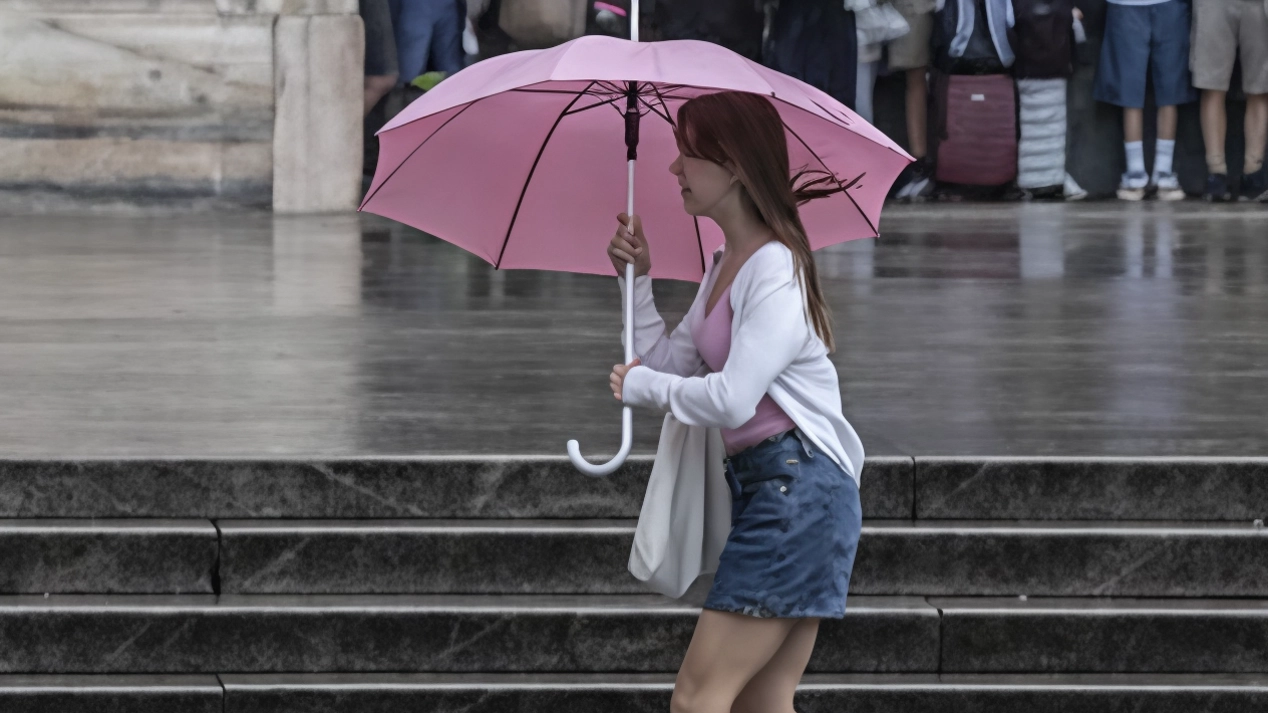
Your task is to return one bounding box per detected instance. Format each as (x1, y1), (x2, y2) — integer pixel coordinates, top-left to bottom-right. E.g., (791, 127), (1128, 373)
(735, 451), (804, 496)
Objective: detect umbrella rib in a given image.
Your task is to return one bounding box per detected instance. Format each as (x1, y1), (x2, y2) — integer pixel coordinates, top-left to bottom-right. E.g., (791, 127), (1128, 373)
(494, 81), (598, 270)
(637, 91), (673, 125)
(358, 100), (480, 211)
(781, 121), (878, 238)
(562, 93), (625, 117)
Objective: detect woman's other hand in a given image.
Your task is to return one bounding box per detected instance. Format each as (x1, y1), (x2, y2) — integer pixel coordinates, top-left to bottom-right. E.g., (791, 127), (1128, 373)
(609, 358), (641, 401)
(608, 212), (652, 277)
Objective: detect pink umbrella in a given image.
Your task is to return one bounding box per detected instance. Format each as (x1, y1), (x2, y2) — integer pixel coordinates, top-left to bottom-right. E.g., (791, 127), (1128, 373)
(359, 15), (913, 476)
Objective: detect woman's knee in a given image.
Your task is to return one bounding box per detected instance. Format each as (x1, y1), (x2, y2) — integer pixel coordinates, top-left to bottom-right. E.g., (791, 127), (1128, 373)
(669, 684), (707, 713)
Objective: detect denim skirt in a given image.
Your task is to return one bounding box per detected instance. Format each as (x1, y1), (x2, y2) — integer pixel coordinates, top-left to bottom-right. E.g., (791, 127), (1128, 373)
(702, 428), (862, 619)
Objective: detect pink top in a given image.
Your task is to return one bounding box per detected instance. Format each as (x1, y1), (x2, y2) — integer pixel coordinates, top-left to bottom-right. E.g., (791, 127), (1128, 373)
(690, 281), (798, 456)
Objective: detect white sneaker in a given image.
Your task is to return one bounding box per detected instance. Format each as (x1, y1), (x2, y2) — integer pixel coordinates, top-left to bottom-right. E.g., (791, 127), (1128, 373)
(1063, 172), (1087, 201)
(1116, 171), (1148, 201)
(1150, 171), (1185, 201)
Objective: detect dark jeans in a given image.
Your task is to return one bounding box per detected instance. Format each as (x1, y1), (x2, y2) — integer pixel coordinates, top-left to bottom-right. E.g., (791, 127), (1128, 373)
(764, 0), (858, 110)
(388, 0), (465, 85)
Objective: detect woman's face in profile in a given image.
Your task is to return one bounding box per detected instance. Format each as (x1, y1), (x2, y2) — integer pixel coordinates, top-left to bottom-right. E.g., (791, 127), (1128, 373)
(669, 128), (737, 217)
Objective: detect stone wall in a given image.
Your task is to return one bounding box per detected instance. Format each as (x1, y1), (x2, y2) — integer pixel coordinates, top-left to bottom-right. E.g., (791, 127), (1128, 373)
(0, 0), (362, 213)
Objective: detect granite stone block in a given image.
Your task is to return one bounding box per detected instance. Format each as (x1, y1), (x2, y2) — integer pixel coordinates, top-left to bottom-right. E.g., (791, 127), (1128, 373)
(859, 456), (913, 519)
(851, 520), (1268, 597)
(915, 458), (1268, 521)
(0, 12), (274, 205)
(0, 457), (908, 519)
(936, 598), (1268, 673)
(272, 14), (362, 212)
(0, 594), (937, 673)
(219, 518), (1268, 597)
(0, 519), (217, 594)
(0, 674), (222, 713)
(0, 1), (358, 15)
(221, 672), (1268, 713)
(217, 518), (638, 594)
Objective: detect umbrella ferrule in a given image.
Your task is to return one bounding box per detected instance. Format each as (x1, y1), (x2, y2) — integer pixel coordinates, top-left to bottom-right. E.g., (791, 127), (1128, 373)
(625, 82), (640, 161)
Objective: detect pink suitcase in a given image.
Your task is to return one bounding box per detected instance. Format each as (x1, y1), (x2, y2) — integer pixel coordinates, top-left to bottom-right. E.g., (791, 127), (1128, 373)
(931, 72), (1018, 186)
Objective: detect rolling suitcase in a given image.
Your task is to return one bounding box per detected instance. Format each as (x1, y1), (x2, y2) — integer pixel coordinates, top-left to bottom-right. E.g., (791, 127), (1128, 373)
(930, 72), (1017, 186)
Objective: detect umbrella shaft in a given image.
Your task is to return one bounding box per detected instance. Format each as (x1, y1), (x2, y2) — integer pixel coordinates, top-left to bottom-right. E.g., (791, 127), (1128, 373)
(624, 158), (635, 365)
(631, 0), (639, 41)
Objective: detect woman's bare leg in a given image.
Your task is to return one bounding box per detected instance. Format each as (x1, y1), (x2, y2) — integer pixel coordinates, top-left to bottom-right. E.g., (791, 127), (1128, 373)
(670, 609), (802, 713)
(730, 617), (821, 713)
(905, 67), (929, 159)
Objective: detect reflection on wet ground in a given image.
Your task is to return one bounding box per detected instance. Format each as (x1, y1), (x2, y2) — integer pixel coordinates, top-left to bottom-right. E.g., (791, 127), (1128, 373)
(0, 202), (1264, 457)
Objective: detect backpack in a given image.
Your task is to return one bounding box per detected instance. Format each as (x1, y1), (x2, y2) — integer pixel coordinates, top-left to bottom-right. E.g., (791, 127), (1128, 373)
(932, 0), (1014, 75)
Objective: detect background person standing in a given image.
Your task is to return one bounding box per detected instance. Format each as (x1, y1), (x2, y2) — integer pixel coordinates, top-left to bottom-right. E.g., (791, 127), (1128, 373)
(1091, 0), (1197, 201)
(1190, 0), (1268, 201)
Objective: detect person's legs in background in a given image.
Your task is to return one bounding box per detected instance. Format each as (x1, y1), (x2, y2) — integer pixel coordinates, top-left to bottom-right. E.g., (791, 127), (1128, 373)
(1119, 106), (1149, 200)
(427, 0), (465, 75)
(904, 67), (929, 161)
(886, 0), (935, 200)
(1145, 0), (1195, 200)
(1151, 104), (1183, 200)
(1200, 89), (1232, 200)
(1243, 93), (1268, 200)
(361, 0), (400, 116)
(1093, 2), (1152, 200)
(390, 0), (464, 86)
(1234, 0), (1268, 201)
(1191, 0), (1241, 201)
(855, 50), (880, 124)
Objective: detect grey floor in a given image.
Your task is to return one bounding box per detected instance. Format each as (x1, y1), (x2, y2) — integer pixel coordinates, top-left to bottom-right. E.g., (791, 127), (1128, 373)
(0, 202), (1265, 458)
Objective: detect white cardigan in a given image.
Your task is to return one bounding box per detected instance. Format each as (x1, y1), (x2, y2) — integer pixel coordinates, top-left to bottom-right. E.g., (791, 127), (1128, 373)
(619, 239), (864, 488)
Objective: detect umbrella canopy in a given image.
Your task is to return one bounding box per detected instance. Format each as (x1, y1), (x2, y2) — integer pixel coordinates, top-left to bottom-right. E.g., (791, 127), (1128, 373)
(360, 35), (912, 284)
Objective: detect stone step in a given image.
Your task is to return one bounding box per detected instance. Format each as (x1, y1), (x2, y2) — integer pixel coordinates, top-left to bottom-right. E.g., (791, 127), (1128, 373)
(0, 674), (221, 713)
(0, 519), (217, 594)
(219, 672), (1268, 713)
(0, 457), (913, 519)
(3, 595), (1267, 674)
(5, 672), (1268, 713)
(917, 457), (1268, 520)
(216, 518), (1268, 597)
(0, 594), (937, 673)
(935, 597), (1268, 673)
(9, 457), (1261, 521)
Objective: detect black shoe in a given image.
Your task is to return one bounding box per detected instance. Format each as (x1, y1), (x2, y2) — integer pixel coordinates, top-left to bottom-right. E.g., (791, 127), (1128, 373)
(895, 157), (935, 201)
(1205, 173), (1233, 202)
(1240, 165), (1268, 202)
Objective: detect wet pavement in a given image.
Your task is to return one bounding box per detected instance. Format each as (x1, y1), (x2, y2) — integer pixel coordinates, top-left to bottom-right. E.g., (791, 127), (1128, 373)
(0, 202), (1265, 458)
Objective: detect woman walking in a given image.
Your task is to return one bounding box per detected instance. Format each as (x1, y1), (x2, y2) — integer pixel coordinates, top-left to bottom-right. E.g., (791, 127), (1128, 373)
(606, 90), (865, 713)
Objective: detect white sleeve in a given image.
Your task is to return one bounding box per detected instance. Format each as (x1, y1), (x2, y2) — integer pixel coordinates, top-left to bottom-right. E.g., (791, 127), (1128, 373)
(616, 274), (704, 378)
(620, 275), (807, 429)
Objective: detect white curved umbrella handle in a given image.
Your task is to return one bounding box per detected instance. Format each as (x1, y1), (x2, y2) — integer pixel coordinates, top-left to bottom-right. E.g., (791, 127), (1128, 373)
(567, 406), (633, 477)
(568, 167), (638, 477)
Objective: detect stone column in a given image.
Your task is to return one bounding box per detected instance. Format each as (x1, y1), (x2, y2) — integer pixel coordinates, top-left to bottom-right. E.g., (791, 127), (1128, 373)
(272, 11), (364, 213)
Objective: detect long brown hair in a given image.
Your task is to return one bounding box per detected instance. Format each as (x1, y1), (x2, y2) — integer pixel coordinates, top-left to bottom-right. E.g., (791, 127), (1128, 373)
(675, 90), (852, 353)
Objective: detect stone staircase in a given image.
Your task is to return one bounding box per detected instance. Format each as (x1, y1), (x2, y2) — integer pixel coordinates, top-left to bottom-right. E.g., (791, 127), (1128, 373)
(1, 457), (1266, 712)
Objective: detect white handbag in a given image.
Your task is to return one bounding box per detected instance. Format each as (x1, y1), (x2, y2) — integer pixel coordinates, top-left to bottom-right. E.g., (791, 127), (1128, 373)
(855, 4), (911, 46)
(627, 412), (731, 599)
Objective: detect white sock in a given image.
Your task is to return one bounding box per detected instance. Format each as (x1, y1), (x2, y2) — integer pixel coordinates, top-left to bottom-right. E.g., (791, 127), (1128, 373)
(1125, 141), (1145, 176)
(1154, 139), (1175, 177)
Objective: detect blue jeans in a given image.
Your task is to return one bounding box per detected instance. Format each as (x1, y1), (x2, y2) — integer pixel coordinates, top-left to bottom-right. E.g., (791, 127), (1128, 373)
(388, 0), (464, 85)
